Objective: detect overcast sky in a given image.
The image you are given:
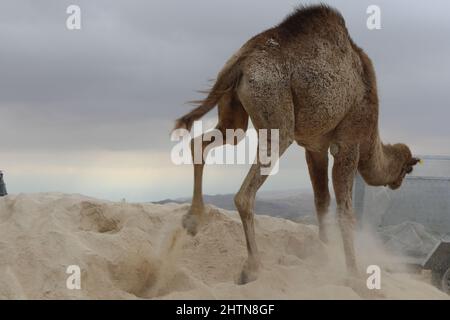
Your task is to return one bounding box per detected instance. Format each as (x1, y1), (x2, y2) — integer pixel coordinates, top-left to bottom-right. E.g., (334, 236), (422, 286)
(0, 0), (449, 201)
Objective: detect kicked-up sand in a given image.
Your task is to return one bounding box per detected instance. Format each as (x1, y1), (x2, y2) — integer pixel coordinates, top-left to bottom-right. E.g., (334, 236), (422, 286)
(0, 193), (447, 299)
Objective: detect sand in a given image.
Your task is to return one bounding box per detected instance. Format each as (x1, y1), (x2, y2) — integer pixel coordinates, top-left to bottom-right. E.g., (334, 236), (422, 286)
(0, 193), (447, 299)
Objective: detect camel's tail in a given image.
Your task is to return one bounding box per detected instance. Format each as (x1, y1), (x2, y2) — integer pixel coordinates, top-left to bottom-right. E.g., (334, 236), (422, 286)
(173, 54), (244, 132)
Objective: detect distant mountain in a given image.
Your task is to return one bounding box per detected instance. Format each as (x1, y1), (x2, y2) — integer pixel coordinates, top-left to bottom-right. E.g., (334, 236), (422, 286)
(153, 189), (321, 223)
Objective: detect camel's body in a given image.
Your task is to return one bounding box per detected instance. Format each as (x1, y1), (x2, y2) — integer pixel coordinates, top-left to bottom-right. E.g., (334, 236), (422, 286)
(174, 5), (419, 283)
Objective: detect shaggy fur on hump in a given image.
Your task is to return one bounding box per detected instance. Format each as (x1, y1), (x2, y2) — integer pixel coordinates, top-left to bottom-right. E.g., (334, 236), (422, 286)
(276, 4), (377, 106)
(276, 4), (346, 38)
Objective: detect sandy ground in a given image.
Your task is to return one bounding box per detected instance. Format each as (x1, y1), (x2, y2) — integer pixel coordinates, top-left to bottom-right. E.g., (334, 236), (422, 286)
(0, 193), (447, 300)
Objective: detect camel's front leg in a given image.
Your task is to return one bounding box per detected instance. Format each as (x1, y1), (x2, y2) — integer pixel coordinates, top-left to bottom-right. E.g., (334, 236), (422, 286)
(331, 143), (360, 275)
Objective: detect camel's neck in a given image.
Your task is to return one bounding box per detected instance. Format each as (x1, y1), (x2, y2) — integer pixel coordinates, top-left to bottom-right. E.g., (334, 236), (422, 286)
(358, 130), (401, 186)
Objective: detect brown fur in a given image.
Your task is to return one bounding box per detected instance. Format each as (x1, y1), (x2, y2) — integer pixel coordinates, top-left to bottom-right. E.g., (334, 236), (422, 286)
(277, 4), (346, 40)
(174, 5), (419, 283)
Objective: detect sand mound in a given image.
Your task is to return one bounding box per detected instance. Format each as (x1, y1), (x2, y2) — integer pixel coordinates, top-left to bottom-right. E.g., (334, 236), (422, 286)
(0, 193), (447, 299)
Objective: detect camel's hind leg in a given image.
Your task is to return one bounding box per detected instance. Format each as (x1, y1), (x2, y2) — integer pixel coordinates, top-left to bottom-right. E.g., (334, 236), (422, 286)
(305, 149), (331, 243)
(235, 79), (295, 284)
(234, 133), (293, 284)
(183, 94), (248, 235)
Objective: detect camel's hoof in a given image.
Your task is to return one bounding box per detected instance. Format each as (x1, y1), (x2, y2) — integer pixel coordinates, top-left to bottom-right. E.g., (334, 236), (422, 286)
(237, 259), (260, 285)
(182, 205), (206, 236)
(347, 265), (360, 278)
(182, 213), (198, 236)
(182, 213), (200, 236)
(318, 222), (330, 244)
(319, 231), (329, 244)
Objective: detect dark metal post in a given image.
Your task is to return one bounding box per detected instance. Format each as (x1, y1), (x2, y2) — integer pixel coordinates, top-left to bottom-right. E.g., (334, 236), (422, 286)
(0, 170), (7, 197)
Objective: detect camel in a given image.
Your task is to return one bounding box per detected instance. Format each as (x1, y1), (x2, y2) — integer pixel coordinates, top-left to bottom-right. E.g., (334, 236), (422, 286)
(173, 5), (420, 284)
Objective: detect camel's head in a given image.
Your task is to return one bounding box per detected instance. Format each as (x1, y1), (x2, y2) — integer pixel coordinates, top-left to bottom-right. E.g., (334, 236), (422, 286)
(387, 144), (420, 190)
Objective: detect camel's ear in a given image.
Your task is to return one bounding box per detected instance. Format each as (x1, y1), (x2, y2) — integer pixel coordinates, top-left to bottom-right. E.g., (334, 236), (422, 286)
(408, 157), (421, 166)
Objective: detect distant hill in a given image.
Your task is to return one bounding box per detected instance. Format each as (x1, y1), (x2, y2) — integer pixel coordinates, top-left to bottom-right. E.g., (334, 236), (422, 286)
(153, 189), (323, 223)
